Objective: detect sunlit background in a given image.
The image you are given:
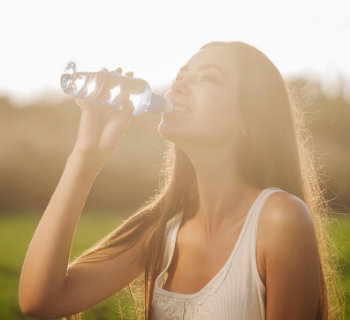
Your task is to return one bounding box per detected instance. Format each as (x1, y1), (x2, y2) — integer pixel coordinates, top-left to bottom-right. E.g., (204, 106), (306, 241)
(0, 0), (349, 103)
(0, 0), (349, 319)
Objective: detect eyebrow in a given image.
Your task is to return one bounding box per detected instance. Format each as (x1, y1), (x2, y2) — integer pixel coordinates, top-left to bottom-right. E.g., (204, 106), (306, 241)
(179, 63), (227, 77)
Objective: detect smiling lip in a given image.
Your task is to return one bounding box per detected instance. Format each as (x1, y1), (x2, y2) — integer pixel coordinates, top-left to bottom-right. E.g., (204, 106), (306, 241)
(170, 100), (191, 112)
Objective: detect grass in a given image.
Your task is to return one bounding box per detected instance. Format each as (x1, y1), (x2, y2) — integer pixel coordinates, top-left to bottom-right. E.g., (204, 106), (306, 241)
(0, 212), (142, 320)
(0, 211), (349, 319)
(326, 213), (350, 319)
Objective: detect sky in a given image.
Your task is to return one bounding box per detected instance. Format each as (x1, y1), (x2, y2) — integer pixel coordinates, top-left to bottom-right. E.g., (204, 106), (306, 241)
(0, 0), (349, 104)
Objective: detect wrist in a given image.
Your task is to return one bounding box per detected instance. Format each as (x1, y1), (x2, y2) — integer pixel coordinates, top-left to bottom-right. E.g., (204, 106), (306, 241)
(68, 150), (105, 172)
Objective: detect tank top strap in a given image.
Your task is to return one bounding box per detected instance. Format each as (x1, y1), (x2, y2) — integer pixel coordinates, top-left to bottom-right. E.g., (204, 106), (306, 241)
(246, 187), (286, 288)
(249, 187), (285, 232)
(160, 212), (184, 272)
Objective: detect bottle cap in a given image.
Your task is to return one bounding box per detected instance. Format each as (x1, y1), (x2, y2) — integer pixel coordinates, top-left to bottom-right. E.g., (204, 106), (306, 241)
(165, 100), (174, 112)
(147, 93), (173, 113)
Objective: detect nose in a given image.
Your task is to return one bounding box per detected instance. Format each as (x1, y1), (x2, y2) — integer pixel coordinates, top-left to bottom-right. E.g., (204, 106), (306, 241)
(167, 79), (191, 99)
(172, 79), (191, 95)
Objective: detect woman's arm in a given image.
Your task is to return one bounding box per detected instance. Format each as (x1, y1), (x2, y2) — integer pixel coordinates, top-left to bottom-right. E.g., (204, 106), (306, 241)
(19, 152), (146, 319)
(261, 192), (320, 320)
(18, 75), (142, 318)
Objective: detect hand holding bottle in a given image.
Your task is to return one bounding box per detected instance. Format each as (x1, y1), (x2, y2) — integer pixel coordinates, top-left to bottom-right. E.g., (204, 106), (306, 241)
(61, 61), (173, 115)
(72, 67), (135, 164)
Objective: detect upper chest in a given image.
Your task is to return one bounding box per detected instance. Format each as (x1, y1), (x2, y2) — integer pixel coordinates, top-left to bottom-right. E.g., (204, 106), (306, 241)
(161, 211), (267, 294)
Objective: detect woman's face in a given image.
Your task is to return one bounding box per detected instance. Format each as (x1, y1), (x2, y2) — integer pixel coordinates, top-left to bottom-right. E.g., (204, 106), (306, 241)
(158, 45), (243, 148)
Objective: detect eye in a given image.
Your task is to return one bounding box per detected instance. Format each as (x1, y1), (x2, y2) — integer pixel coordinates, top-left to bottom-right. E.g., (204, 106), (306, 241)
(174, 74), (216, 83)
(200, 75), (216, 83)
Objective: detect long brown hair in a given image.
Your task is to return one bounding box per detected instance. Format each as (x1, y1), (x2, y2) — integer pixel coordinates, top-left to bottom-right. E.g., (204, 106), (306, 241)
(67, 41), (342, 319)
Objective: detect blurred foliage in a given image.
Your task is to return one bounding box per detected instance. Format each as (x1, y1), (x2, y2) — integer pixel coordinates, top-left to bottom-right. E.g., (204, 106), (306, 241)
(0, 76), (349, 215)
(0, 96), (166, 215)
(287, 77), (349, 210)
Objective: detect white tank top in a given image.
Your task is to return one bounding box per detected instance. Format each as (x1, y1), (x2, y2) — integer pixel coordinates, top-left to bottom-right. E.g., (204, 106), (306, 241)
(151, 187), (285, 320)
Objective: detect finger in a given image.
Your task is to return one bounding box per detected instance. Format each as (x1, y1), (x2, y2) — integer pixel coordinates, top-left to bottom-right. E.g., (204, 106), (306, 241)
(115, 67), (123, 73)
(74, 98), (81, 106)
(120, 93), (135, 113)
(125, 71), (134, 77)
(163, 88), (171, 100)
(74, 98), (87, 108)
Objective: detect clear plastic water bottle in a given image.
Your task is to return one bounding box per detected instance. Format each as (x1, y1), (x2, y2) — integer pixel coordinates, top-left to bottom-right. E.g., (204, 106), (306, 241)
(60, 61), (173, 116)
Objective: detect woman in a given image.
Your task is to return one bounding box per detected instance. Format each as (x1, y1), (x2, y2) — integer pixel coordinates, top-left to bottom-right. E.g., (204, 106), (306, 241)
(19, 41), (338, 319)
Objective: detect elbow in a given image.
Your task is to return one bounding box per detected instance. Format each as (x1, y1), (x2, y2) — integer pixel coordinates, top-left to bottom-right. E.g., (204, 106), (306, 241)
(19, 293), (56, 319)
(18, 288), (35, 316)
(19, 295), (72, 320)
(18, 285), (41, 317)
(20, 302), (60, 320)
(18, 278), (64, 318)
(19, 301), (45, 319)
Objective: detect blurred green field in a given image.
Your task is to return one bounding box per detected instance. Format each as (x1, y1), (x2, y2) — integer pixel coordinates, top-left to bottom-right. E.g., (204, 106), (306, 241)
(0, 212), (349, 319)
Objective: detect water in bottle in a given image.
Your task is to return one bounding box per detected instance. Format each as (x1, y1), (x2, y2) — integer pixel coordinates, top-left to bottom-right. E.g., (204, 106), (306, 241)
(60, 61), (173, 116)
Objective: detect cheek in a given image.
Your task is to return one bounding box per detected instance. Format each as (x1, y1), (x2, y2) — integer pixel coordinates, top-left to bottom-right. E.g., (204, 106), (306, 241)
(195, 93), (238, 136)
(198, 86), (237, 116)
(158, 89), (239, 144)
(197, 112), (236, 143)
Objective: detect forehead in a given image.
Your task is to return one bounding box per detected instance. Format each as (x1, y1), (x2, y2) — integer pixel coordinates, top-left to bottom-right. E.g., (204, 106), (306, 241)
(183, 46), (236, 76)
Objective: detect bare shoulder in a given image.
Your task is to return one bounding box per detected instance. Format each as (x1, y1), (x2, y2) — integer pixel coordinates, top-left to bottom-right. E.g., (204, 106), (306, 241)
(259, 192), (315, 253)
(265, 190), (312, 218)
(256, 190), (318, 283)
(257, 190), (321, 318)
(256, 192), (321, 317)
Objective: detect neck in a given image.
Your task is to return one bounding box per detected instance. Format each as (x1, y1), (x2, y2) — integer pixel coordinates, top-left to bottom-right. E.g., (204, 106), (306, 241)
(179, 142), (259, 239)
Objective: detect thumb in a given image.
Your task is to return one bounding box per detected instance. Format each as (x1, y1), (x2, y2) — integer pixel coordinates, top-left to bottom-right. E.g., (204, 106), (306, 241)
(120, 91), (135, 114)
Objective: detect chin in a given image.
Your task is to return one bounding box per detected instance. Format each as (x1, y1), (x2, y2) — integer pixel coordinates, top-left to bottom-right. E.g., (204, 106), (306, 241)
(157, 117), (189, 144)
(158, 113), (219, 147)
(158, 119), (179, 143)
